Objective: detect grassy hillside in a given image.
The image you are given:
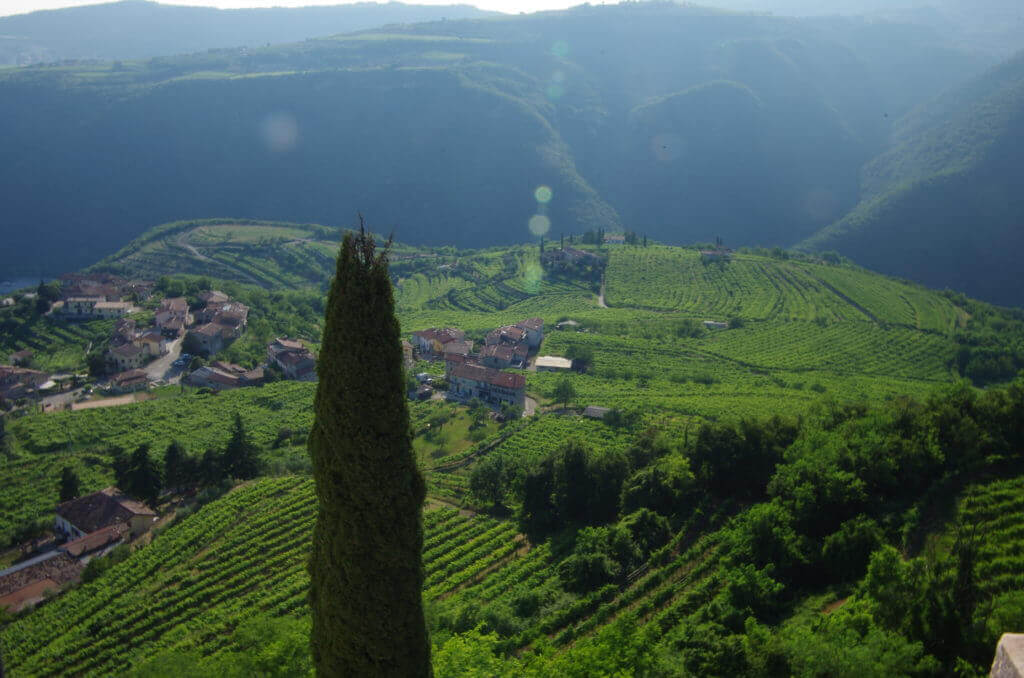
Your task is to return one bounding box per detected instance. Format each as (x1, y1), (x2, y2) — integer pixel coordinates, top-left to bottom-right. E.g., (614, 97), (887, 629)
(0, 3), (993, 283)
(800, 51), (1024, 306)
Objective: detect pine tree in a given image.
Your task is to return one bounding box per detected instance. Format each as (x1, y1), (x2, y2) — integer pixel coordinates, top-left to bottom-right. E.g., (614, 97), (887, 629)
(128, 444), (162, 508)
(163, 440), (187, 491)
(0, 414), (11, 458)
(58, 466), (81, 502)
(308, 222), (430, 677)
(223, 414), (260, 480)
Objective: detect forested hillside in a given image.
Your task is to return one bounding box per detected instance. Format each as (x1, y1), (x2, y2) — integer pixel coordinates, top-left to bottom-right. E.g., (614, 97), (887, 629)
(800, 51), (1024, 306)
(0, 3), (993, 288)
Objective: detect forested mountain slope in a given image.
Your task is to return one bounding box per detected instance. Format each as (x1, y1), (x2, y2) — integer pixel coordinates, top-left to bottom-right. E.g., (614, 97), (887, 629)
(0, 0), (497, 65)
(0, 3), (992, 283)
(800, 51), (1024, 306)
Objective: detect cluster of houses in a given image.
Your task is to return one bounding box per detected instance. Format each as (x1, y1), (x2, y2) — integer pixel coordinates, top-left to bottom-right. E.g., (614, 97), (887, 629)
(183, 338), (316, 391)
(0, 487), (156, 613)
(410, 318), (549, 410)
(184, 291), (250, 355)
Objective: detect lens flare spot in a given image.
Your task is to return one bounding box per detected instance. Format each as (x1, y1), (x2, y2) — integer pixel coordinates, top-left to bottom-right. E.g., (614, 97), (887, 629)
(551, 41), (570, 58)
(546, 84), (565, 100)
(651, 133), (684, 162)
(528, 214), (551, 237)
(534, 185), (553, 204)
(551, 70), (566, 83)
(260, 113), (299, 152)
(522, 261), (544, 294)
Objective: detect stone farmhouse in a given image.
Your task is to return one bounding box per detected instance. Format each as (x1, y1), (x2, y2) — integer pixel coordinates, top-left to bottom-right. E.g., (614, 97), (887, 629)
(267, 338), (317, 381)
(481, 342), (528, 369)
(449, 363), (526, 409)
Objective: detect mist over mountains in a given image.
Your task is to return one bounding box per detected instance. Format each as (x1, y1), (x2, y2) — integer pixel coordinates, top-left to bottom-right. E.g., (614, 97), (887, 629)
(0, 1), (1021, 304)
(0, 1), (498, 65)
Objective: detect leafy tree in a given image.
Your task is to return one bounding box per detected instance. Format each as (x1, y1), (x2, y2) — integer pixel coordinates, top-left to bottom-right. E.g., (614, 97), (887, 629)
(110, 446), (129, 489)
(308, 224), (430, 676)
(222, 413), (261, 480)
(469, 454), (510, 509)
(551, 376), (576, 409)
(564, 344), (594, 372)
(58, 466), (81, 502)
(620, 454), (695, 518)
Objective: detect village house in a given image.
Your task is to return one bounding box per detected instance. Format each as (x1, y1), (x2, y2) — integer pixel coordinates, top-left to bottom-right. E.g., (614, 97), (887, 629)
(410, 328), (467, 358)
(109, 369), (149, 394)
(516, 318), (545, 349)
(187, 297), (250, 356)
(0, 365), (50, 404)
(155, 297), (192, 337)
(443, 352), (477, 379)
(10, 349), (33, 366)
(92, 301), (132, 319)
(604, 233), (626, 245)
(0, 552), (81, 613)
(61, 296), (104, 317)
(699, 248), (732, 262)
(266, 338), (317, 381)
(1, 297), (14, 307)
(541, 246), (599, 269)
(449, 363), (526, 409)
(703, 320), (729, 330)
(107, 343), (145, 372)
(55, 487), (156, 541)
(535, 356), (573, 372)
(481, 342), (528, 369)
(485, 324), (526, 347)
(198, 290), (230, 305)
(186, 362), (264, 391)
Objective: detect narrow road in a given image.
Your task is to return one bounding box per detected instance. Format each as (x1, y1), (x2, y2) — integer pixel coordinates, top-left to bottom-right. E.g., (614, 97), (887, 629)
(597, 276), (608, 309)
(144, 336), (184, 383)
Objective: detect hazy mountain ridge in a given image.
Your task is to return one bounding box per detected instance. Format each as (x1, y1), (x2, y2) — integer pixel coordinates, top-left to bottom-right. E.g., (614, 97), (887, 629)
(0, 0), (499, 65)
(0, 2), (1007, 301)
(800, 51), (1024, 306)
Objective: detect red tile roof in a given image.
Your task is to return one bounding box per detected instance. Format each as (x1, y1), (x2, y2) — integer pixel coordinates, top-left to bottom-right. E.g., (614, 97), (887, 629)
(452, 363), (526, 389)
(517, 317), (544, 332)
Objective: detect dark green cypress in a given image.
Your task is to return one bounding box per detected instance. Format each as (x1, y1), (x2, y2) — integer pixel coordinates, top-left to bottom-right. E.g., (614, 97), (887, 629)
(308, 223), (430, 677)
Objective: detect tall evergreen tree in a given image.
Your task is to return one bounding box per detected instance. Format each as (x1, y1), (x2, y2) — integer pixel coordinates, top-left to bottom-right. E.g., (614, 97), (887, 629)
(58, 466), (81, 502)
(223, 414), (260, 480)
(163, 440), (187, 491)
(308, 222), (430, 677)
(0, 414), (11, 458)
(128, 444), (163, 508)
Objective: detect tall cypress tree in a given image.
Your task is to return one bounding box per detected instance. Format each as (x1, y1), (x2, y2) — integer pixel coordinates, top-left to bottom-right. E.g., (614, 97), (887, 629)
(308, 222), (430, 677)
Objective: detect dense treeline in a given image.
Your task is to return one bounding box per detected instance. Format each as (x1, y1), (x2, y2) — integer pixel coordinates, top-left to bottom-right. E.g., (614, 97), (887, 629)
(461, 375), (1024, 674)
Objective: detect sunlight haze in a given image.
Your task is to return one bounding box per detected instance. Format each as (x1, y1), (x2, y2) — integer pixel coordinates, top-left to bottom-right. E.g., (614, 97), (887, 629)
(1, 0), (587, 18)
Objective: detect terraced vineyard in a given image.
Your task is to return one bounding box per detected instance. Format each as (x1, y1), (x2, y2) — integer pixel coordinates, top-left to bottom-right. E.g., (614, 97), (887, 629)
(959, 475), (1024, 596)
(0, 477), (524, 675)
(603, 246), (964, 330)
(0, 314), (120, 373)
